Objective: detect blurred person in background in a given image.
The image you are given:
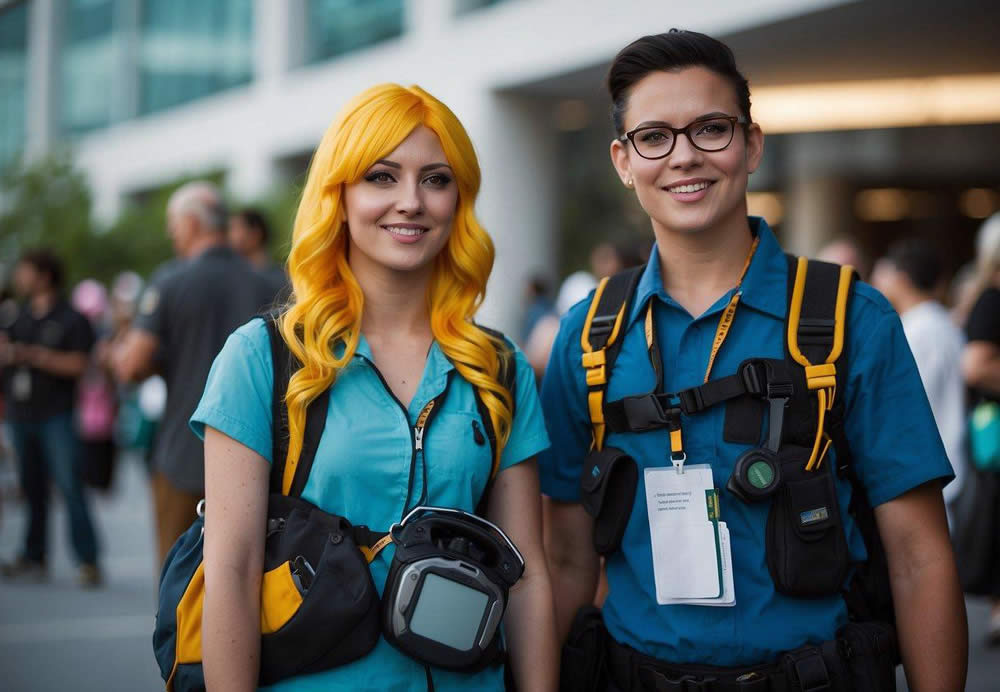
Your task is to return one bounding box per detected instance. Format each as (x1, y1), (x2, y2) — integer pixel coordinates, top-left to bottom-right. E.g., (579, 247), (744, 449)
(112, 181), (274, 569)
(0, 250), (101, 587)
(228, 206), (289, 305)
(817, 236), (871, 282)
(520, 272), (554, 344)
(957, 212), (1000, 645)
(72, 279), (119, 492)
(871, 239), (967, 515)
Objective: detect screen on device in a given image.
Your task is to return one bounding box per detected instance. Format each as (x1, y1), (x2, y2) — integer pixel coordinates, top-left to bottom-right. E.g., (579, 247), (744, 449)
(409, 573), (489, 650)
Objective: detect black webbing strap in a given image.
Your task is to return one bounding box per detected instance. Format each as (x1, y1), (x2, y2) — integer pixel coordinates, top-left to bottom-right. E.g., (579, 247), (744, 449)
(264, 315), (331, 498)
(582, 267), (644, 450)
(793, 259), (842, 367)
(604, 359), (790, 434)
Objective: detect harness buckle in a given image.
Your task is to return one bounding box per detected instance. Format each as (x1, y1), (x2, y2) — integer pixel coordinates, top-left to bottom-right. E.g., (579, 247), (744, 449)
(621, 394), (670, 431)
(739, 360), (766, 397)
(589, 314), (617, 340)
(797, 318), (835, 347)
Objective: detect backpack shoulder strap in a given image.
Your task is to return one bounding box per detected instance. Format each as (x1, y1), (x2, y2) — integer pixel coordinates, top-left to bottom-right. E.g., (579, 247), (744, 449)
(784, 255), (855, 471)
(472, 325), (518, 480)
(263, 315), (331, 497)
(580, 267), (643, 450)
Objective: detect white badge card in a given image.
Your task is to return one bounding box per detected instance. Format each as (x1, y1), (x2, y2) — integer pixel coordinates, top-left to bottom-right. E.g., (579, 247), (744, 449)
(644, 465), (722, 603)
(661, 522), (735, 607)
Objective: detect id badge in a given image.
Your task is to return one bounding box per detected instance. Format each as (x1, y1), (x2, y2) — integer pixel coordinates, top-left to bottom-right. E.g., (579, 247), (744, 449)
(12, 368), (31, 401)
(644, 464), (723, 602)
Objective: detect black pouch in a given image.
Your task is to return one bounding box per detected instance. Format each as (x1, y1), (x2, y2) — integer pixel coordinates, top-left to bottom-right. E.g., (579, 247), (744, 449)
(258, 493), (381, 686)
(837, 621), (898, 691)
(579, 447), (638, 555)
(559, 607), (608, 692)
(766, 447), (849, 598)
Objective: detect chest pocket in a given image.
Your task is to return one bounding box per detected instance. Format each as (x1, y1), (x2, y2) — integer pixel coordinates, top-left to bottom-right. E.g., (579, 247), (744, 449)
(424, 411), (493, 510)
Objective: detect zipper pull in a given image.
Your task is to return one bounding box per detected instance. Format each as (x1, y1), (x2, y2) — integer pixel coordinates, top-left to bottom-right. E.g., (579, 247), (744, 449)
(472, 420), (486, 446)
(414, 425), (425, 451)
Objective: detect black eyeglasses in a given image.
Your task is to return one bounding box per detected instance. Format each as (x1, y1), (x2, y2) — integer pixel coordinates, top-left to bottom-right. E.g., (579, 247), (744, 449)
(617, 116), (747, 160)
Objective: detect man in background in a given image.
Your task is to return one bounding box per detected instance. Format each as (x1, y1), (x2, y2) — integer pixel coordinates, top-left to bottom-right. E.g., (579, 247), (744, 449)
(0, 250), (101, 586)
(228, 207), (288, 305)
(113, 182), (273, 568)
(872, 238), (967, 513)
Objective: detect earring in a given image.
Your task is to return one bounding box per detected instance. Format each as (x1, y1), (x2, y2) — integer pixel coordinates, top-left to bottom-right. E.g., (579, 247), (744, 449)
(625, 178), (633, 188)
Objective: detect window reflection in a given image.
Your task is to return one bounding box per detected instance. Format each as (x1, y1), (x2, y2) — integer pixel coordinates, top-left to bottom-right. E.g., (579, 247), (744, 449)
(305, 0), (403, 65)
(0, 2), (27, 168)
(60, 0), (117, 134)
(139, 0), (252, 115)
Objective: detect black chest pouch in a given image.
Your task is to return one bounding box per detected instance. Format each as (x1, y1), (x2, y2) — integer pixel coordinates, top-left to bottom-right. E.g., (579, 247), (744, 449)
(765, 446), (850, 598)
(382, 506), (524, 672)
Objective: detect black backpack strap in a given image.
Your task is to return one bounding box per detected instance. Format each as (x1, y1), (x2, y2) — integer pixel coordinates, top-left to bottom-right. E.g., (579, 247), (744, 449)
(472, 325), (518, 517)
(784, 256), (854, 472)
(581, 267), (643, 450)
(263, 314), (331, 498)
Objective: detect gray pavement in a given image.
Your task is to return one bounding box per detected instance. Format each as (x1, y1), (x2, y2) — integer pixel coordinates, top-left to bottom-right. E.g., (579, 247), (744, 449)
(0, 452), (998, 691)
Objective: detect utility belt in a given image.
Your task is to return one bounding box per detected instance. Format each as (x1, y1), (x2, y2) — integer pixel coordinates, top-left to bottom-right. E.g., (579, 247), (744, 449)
(562, 608), (897, 692)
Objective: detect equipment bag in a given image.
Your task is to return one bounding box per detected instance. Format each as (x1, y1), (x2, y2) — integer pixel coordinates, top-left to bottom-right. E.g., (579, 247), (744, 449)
(153, 318), (383, 690)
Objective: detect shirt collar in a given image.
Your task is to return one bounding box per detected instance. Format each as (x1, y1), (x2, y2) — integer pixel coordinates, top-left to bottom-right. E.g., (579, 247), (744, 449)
(353, 333), (455, 379)
(627, 216), (789, 327)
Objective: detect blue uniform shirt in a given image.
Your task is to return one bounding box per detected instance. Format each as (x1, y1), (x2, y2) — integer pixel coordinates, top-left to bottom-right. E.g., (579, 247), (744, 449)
(191, 318), (550, 692)
(538, 218), (953, 666)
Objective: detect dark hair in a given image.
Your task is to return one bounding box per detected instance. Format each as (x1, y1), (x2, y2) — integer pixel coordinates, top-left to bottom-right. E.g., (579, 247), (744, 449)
(234, 207), (272, 246)
(18, 248), (65, 291)
(607, 29), (751, 135)
(886, 239), (944, 294)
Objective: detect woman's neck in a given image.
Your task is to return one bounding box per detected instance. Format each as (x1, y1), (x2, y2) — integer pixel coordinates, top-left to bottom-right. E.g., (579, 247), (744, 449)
(653, 214), (755, 318)
(354, 263), (433, 341)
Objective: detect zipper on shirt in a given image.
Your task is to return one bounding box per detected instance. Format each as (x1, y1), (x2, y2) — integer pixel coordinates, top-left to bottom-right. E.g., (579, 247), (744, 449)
(358, 354), (446, 519)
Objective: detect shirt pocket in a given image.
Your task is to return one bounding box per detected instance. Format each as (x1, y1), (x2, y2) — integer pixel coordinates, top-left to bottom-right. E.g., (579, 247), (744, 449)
(424, 411), (493, 510)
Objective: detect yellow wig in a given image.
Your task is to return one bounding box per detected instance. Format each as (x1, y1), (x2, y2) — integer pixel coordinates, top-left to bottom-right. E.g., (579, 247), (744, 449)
(278, 83), (512, 493)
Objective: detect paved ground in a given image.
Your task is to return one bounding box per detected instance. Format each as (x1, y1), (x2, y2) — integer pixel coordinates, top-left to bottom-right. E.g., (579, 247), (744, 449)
(0, 452), (998, 691)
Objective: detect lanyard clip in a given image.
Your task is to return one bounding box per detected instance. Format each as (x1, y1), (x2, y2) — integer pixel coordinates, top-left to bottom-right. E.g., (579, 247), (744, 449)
(671, 451), (687, 474)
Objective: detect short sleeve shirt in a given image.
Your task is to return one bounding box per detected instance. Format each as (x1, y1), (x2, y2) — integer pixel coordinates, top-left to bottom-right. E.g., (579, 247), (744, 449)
(2, 298), (95, 422)
(538, 218), (954, 666)
(190, 318), (549, 692)
(135, 246), (276, 491)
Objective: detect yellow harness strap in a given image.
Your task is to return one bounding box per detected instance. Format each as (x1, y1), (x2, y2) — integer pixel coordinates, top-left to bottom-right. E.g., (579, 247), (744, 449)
(786, 257), (854, 471)
(360, 534), (394, 563)
(581, 276), (629, 451)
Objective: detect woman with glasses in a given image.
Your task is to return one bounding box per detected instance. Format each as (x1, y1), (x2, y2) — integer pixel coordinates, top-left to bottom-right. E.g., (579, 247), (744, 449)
(539, 30), (965, 691)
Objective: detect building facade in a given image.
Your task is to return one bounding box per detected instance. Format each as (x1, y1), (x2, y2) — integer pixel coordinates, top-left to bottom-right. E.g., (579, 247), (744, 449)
(3, 0), (999, 331)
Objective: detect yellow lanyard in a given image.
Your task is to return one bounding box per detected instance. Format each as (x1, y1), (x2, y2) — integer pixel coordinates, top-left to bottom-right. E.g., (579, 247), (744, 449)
(661, 235), (760, 463)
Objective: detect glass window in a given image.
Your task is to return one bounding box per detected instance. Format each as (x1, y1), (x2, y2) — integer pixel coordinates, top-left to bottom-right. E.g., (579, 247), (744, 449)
(139, 0), (253, 115)
(304, 0), (403, 65)
(0, 2), (28, 168)
(59, 0), (118, 134)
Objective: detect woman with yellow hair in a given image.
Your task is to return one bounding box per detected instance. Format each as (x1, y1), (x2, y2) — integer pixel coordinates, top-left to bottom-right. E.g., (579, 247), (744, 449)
(190, 84), (557, 691)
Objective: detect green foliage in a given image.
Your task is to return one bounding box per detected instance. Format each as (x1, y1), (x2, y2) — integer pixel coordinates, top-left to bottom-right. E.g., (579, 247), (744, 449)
(0, 152), (94, 285)
(0, 153), (303, 291)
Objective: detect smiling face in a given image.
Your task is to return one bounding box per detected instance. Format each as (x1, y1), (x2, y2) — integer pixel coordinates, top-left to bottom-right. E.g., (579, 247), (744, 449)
(343, 125), (458, 280)
(610, 66), (763, 241)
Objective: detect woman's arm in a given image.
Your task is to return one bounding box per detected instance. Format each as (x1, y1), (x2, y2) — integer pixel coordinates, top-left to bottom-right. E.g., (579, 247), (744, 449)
(876, 481), (967, 691)
(487, 459), (559, 692)
(202, 426), (271, 692)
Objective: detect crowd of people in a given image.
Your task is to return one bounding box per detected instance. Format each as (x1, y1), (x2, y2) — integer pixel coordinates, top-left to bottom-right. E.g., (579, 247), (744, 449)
(0, 27), (997, 692)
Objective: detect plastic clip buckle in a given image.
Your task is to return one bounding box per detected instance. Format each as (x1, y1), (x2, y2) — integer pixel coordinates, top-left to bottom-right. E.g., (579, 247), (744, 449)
(589, 315), (617, 339)
(740, 361), (766, 397)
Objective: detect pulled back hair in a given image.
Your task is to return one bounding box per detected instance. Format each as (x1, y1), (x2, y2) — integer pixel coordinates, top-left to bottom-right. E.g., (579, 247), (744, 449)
(279, 84), (512, 483)
(607, 29), (751, 135)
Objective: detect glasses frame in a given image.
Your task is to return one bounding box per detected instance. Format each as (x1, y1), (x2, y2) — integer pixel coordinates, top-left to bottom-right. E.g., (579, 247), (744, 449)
(617, 116), (748, 160)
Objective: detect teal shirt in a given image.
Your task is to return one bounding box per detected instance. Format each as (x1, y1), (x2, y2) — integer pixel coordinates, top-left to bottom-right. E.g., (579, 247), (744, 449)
(191, 318), (549, 692)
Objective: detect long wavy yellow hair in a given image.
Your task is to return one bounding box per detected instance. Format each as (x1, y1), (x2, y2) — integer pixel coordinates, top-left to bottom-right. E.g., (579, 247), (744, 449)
(277, 83), (512, 492)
